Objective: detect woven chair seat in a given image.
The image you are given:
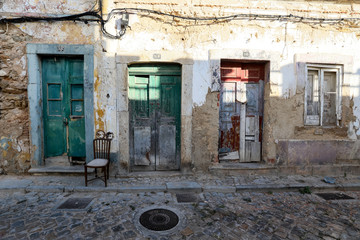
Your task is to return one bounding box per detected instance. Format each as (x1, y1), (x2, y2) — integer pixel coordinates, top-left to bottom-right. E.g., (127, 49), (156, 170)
(87, 158), (108, 167)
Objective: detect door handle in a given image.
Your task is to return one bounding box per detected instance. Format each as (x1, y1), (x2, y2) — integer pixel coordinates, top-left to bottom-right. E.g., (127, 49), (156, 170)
(63, 117), (68, 126)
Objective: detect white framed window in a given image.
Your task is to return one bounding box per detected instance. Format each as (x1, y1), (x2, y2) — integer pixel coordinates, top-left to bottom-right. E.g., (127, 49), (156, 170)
(304, 64), (342, 126)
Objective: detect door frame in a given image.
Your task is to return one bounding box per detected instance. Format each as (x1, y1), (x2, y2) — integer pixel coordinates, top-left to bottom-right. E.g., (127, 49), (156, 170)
(219, 61), (266, 162)
(115, 52), (193, 173)
(27, 44), (94, 167)
(209, 49), (278, 163)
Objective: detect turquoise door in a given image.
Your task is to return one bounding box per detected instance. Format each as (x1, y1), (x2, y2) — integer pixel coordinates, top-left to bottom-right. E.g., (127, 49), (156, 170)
(128, 64), (181, 171)
(42, 57), (85, 159)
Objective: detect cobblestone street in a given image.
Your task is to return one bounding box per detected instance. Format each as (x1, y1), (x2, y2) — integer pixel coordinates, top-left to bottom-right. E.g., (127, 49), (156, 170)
(1, 188), (360, 239)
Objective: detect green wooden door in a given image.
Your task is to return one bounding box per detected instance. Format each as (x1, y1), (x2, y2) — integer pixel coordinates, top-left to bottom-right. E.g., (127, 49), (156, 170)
(129, 64), (181, 171)
(42, 57), (85, 159)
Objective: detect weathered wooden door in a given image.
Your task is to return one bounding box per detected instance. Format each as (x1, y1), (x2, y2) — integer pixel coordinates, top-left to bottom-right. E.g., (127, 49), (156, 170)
(129, 64), (181, 171)
(42, 57), (85, 159)
(219, 62), (265, 162)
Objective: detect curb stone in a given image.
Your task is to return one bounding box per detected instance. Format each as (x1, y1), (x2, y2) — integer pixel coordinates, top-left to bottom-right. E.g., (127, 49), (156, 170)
(1, 181), (360, 193)
(25, 185), (64, 193)
(166, 181), (202, 193)
(203, 185), (236, 193)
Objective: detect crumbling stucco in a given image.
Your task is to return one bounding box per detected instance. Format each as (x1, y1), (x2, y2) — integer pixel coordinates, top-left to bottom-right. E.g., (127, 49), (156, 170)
(1, 0), (360, 174)
(192, 90), (219, 171)
(0, 24), (32, 173)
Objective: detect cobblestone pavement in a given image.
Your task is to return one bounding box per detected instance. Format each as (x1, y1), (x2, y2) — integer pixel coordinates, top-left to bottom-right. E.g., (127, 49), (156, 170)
(1, 189), (360, 239)
(1, 173), (360, 190)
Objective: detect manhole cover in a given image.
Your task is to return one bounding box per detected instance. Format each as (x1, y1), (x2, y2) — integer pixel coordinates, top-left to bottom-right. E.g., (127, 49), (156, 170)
(57, 198), (93, 210)
(176, 193), (198, 203)
(139, 208), (179, 231)
(316, 193), (354, 200)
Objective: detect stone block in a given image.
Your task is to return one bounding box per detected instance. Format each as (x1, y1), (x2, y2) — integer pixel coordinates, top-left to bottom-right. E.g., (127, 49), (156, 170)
(203, 185), (236, 193)
(312, 165), (343, 176)
(278, 140), (337, 167)
(181, 115), (192, 168)
(336, 140), (360, 161)
(276, 140), (288, 165)
(70, 186), (119, 192)
(0, 69), (8, 76)
(118, 185), (166, 193)
(0, 179), (32, 189)
(117, 90), (128, 112)
(166, 181), (202, 193)
(117, 111), (129, 169)
(181, 64), (193, 116)
(25, 186), (64, 193)
(115, 63), (128, 91)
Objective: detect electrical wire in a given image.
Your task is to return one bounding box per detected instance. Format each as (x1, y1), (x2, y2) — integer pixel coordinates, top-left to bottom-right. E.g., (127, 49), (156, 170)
(0, 12), (102, 24)
(1, 1), (359, 39)
(101, 7), (360, 38)
(108, 8), (360, 24)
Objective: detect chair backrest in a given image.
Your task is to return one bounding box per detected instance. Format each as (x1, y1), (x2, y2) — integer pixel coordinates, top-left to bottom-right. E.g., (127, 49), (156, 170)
(93, 138), (111, 160)
(93, 130), (113, 160)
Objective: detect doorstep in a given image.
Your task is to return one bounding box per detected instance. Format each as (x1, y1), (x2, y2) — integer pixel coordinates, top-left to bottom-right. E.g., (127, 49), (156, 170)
(28, 165), (94, 175)
(209, 162), (277, 176)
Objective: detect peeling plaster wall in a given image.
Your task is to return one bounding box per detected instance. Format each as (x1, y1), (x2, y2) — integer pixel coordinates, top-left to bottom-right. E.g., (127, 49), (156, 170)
(0, 0), (103, 173)
(0, 24), (32, 173)
(108, 0), (360, 171)
(1, 0), (360, 174)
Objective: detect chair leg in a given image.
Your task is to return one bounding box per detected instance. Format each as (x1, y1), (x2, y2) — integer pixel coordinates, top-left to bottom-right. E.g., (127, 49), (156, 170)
(107, 163), (110, 179)
(104, 166), (107, 187)
(84, 165), (88, 187)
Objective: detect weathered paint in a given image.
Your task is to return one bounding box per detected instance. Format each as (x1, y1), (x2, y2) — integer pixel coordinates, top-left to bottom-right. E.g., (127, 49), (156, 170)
(128, 64), (181, 171)
(219, 62), (265, 162)
(41, 57), (86, 158)
(93, 68), (106, 131)
(1, 0), (360, 174)
(0, 137), (10, 151)
(26, 44), (94, 167)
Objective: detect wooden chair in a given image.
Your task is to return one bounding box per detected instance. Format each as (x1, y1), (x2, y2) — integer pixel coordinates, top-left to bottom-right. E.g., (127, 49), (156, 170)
(85, 130), (113, 187)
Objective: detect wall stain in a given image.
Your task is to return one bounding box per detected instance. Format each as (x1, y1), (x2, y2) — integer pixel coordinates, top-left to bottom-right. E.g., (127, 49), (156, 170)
(93, 69), (105, 131)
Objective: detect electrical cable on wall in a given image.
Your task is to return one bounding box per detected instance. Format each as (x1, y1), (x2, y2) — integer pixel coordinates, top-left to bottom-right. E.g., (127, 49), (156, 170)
(1, 0), (359, 39)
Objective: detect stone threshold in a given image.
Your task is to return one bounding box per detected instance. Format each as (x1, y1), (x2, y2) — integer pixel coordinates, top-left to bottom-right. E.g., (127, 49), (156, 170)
(28, 165), (94, 175)
(209, 162), (278, 176)
(117, 171), (193, 178)
(210, 162), (276, 170)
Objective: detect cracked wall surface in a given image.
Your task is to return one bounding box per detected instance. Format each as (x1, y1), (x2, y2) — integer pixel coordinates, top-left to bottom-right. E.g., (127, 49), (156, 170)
(1, 0), (360, 174)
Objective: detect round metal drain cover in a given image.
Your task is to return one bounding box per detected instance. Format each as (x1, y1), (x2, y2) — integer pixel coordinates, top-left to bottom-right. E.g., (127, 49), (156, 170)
(139, 208), (179, 231)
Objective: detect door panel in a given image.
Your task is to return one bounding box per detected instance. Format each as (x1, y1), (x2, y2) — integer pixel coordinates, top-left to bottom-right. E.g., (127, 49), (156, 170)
(158, 125), (176, 169)
(129, 75), (155, 170)
(68, 59), (85, 157)
(42, 57), (85, 159)
(45, 117), (66, 157)
(68, 118), (85, 157)
(134, 126), (152, 166)
(42, 58), (66, 157)
(157, 75), (181, 170)
(245, 141), (261, 162)
(245, 84), (259, 115)
(129, 64), (181, 171)
(219, 82), (238, 153)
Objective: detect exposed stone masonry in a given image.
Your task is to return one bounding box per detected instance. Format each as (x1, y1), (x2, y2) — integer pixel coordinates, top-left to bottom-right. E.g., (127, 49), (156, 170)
(0, 24), (32, 174)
